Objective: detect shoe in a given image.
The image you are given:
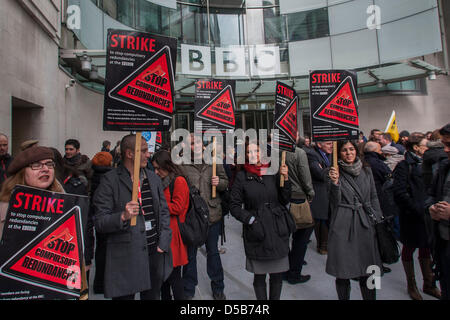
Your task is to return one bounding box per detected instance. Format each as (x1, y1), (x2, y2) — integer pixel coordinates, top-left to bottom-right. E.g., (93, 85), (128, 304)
(402, 260), (423, 300)
(319, 249), (327, 255)
(218, 247), (227, 254)
(287, 274), (311, 284)
(382, 266), (391, 273)
(419, 258), (441, 299)
(213, 292), (226, 300)
(184, 295), (194, 300)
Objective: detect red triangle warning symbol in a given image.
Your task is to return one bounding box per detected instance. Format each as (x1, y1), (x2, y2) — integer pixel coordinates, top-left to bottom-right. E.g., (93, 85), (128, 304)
(276, 97), (298, 143)
(197, 85), (236, 129)
(109, 46), (175, 117)
(0, 207), (84, 297)
(313, 76), (359, 129)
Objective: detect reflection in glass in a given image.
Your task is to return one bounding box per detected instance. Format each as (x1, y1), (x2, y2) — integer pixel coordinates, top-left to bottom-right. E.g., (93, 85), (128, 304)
(182, 5), (209, 44)
(287, 7), (329, 41)
(209, 8), (245, 45)
(263, 6), (286, 44)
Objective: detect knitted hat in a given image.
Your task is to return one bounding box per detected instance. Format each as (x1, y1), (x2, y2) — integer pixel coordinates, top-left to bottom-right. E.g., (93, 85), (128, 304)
(7, 146), (55, 175)
(381, 145), (399, 155)
(92, 151), (113, 167)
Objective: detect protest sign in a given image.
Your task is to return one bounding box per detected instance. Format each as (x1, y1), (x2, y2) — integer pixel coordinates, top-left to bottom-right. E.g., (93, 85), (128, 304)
(104, 29), (177, 132)
(273, 81), (298, 153)
(310, 70), (359, 142)
(0, 186), (88, 300)
(194, 79), (236, 134)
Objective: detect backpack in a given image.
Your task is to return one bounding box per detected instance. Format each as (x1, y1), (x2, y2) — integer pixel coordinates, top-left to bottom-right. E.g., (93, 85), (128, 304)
(169, 176), (210, 247)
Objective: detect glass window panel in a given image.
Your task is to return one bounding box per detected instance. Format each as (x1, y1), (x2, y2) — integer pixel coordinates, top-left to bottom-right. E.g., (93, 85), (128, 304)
(264, 6), (286, 44)
(400, 80), (416, 91)
(287, 7), (329, 41)
(330, 29), (379, 69)
(247, 0), (279, 6)
(101, 0), (119, 20)
(378, 9), (442, 63)
(235, 113), (243, 129)
(161, 5), (182, 38)
(136, 0), (161, 33)
(182, 5), (209, 45)
(375, 0), (437, 24)
(386, 82), (402, 90)
(288, 37), (332, 76)
(280, 0), (326, 14)
(328, 0), (373, 35)
(116, 0), (134, 27)
(209, 8), (245, 45)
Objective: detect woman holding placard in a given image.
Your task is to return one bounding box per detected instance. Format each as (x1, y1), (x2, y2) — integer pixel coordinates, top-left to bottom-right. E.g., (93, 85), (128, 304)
(230, 140), (295, 300)
(0, 146), (63, 239)
(327, 140), (383, 300)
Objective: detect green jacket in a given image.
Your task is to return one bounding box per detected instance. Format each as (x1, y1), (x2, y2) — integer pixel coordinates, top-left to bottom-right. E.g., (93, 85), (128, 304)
(285, 147), (315, 202)
(181, 163), (228, 224)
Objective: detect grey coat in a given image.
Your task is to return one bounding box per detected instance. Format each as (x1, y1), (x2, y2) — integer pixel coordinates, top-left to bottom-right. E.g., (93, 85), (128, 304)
(93, 165), (172, 298)
(181, 163), (228, 224)
(326, 167), (383, 279)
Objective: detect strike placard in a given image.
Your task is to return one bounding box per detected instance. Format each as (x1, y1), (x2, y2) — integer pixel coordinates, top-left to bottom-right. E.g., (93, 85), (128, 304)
(104, 29), (177, 132)
(310, 70), (359, 141)
(273, 81), (298, 152)
(0, 186), (88, 300)
(194, 79), (236, 133)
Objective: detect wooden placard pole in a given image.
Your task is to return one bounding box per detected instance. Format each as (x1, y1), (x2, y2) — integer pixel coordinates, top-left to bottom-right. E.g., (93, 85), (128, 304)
(333, 141), (338, 169)
(131, 132), (142, 227)
(212, 136), (217, 199)
(280, 151), (286, 187)
(79, 260), (89, 300)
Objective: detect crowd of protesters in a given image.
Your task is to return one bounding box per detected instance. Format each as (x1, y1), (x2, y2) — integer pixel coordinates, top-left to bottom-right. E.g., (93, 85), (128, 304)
(0, 122), (449, 301)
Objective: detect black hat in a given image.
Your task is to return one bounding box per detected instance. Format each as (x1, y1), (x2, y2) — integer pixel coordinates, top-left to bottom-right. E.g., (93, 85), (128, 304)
(399, 130), (410, 137)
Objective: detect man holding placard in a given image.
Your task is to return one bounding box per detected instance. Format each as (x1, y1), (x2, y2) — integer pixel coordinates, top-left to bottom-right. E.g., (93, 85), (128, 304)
(93, 134), (172, 300)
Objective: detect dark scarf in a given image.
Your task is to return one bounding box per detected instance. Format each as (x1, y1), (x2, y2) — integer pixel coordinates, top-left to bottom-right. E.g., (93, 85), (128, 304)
(244, 163), (270, 177)
(64, 153), (82, 166)
(338, 158), (363, 177)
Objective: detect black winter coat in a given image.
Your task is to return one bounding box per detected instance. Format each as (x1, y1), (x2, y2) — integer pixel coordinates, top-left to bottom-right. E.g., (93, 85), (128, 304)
(306, 146), (331, 220)
(230, 170), (294, 261)
(0, 154), (13, 188)
(364, 152), (392, 198)
(392, 152), (431, 248)
(422, 142), (447, 190)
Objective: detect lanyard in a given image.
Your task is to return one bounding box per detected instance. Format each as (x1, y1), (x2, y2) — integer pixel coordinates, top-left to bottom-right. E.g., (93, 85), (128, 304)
(137, 180), (145, 216)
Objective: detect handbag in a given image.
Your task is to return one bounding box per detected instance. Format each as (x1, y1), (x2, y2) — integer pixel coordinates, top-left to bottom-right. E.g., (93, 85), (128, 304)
(341, 172), (400, 265)
(289, 200), (313, 228)
(372, 216), (400, 264)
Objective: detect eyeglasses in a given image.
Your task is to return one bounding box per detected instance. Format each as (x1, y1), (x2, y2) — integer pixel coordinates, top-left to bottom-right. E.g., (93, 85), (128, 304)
(29, 161), (56, 170)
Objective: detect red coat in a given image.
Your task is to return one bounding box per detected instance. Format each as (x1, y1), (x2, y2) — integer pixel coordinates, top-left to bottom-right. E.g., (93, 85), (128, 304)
(163, 176), (189, 267)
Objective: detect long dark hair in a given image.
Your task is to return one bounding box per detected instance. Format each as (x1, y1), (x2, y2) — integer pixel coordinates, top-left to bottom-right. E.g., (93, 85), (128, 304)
(151, 150), (183, 177)
(337, 140), (370, 167)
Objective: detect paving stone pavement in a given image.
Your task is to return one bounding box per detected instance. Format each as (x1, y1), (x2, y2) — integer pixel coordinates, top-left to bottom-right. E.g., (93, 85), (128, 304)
(89, 214), (438, 300)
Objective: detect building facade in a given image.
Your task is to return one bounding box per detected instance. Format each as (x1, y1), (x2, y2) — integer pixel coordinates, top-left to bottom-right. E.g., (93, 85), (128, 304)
(0, 0), (449, 157)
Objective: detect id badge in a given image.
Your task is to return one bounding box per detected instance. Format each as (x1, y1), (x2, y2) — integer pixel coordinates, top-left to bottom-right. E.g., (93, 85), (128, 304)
(145, 220), (153, 231)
